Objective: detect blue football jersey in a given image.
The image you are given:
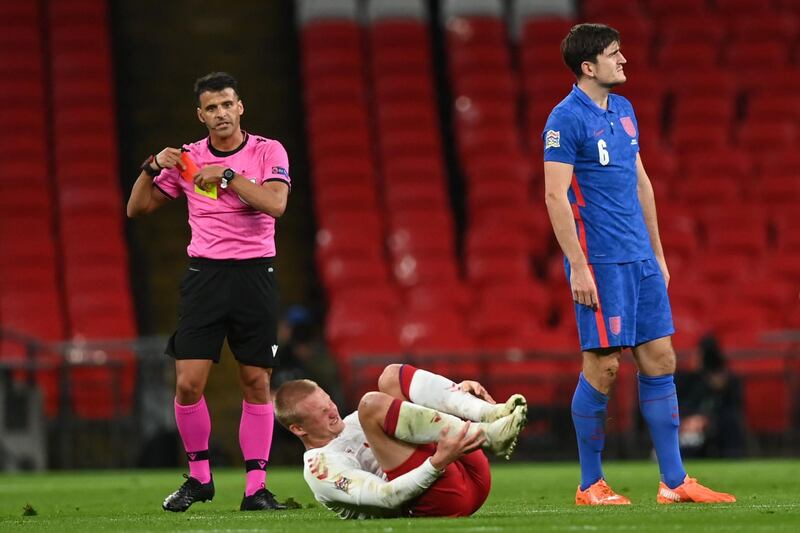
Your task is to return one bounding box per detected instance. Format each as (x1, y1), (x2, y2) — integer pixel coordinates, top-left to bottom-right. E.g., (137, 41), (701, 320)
(543, 85), (653, 264)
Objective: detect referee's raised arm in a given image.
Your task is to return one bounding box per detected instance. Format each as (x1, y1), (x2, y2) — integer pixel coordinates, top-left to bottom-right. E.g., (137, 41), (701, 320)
(126, 147), (182, 217)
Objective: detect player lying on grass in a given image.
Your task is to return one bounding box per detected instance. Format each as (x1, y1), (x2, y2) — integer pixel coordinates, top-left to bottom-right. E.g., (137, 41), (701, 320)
(274, 364), (527, 519)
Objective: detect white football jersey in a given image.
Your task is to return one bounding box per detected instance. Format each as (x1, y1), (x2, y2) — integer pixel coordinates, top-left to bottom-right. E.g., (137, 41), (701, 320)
(303, 412), (441, 519)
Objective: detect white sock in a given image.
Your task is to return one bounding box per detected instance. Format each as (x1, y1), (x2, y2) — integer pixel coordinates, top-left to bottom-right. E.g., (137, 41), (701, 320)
(408, 368), (493, 422)
(393, 402), (487, 444)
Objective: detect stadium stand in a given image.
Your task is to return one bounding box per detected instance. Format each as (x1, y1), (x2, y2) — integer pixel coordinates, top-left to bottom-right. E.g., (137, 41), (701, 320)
(46, 0), (136, 419)
(299, 0), (800, 440)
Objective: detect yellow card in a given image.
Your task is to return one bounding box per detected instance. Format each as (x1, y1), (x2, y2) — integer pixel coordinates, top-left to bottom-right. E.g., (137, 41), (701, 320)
(195, 184), (218, 199)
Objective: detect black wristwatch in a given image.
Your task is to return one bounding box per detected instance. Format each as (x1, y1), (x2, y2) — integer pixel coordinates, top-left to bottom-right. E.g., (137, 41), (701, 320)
(140, 155), (161, 178)
(220, 168), (236, 189)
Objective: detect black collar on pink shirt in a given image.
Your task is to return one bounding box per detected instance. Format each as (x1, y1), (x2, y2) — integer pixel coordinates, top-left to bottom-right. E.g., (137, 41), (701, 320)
(207, 131), (249, 157)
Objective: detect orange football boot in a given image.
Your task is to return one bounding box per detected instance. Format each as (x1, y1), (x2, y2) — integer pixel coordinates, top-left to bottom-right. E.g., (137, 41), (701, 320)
(657, 476), (736, 504)
(576, 479), (632, 505)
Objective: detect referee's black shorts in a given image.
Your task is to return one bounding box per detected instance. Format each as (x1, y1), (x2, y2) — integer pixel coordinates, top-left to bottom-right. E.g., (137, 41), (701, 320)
(166, 257), (280, 368)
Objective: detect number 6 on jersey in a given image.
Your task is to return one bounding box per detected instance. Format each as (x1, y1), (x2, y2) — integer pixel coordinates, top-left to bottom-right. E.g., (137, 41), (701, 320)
(597, 139), (609, 166)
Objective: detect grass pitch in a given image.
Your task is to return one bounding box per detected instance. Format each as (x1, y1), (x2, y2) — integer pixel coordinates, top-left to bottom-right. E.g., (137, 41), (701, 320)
(1, 459), (798, 532)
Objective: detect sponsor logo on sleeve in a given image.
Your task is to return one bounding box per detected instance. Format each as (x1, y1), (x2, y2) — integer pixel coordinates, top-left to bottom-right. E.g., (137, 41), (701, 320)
(545, 130), (561, 149)
(271, 166), (289, 177)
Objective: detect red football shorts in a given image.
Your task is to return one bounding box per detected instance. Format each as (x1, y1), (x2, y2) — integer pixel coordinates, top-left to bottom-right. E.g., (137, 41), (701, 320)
(384, 444), (491, 517)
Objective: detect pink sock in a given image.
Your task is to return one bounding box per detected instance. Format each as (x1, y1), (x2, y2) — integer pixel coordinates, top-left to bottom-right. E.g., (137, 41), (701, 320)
(239, 401), (275, 496)
(174, 397), (212, 483)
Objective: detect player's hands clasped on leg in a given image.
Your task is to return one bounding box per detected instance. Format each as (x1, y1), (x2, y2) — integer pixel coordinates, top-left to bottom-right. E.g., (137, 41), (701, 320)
(430, 423), (486, 471)
(570, 263), (598, 310)
(457, 381), (496, 404)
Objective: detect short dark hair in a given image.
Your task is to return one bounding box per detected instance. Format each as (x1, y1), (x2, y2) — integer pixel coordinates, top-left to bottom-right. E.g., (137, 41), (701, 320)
(194, 72), (240, 105)
(561, 23), (621, 78)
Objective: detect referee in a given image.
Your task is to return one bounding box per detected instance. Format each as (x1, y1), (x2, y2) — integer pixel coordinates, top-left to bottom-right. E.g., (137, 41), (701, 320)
(127, 72), (290, 512)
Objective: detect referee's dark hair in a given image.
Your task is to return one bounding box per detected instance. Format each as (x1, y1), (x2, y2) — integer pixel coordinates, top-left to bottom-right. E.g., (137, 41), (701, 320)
(194, 71), (240, 105)
(561, 23), (621, 78)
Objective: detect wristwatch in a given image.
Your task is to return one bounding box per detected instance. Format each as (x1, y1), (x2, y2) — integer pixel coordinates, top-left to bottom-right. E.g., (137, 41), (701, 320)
(140, 155), (161, 178)
(220, 168), (236, 189)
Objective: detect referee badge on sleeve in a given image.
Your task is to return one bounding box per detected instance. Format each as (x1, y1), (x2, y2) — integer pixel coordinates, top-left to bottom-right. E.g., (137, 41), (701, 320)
(545, 130), (561, 148)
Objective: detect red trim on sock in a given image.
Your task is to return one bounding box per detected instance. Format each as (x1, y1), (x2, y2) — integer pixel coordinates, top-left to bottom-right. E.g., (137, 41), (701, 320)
(399, 364), (418, 400)
(383, 398), (403, 437)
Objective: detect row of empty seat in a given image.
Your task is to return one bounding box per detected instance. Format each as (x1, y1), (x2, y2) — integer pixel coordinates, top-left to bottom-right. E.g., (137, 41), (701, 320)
(298, 0), (799, 435)
(0, 0), (136, 420)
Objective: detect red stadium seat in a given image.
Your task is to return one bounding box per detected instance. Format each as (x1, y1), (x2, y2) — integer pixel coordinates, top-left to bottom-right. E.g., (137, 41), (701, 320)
(728, 357), (790, 433)
(657, 41), (719, 71)
(467, 252), (531, 287)
(370, 19), (429, 49)
(392, 254), (459, 288)
(446, 15), (506, 47)
(776, 0), (800, 13)
(727, 12), (798, 42)
(384, 181), (449, 211)
(382, 155), (445, 185)
(303, 48), (364, 78)
(478, 280), (553, 324)
(672, 96), (736, 127)
(582, 0), (644, 18)
(453, 68), (517, 101)
(387, 221), (454, 258)
(645, 0), (709, 18)
(325, 304), (396, 354)
(669, 69), (737, 99)
(387, 208), (454, 239)
(466, 224), (529, 256)
(463, 154), (532, 185)
(454, 96), (517, 131)
(305, 75), (367, 104)
(747, 92), (800, 123)
(371, 46), (430, 75)
(312, 156), (376, 188)
(328, 284), (401, 316)
(457, 127), (521, 159)
(377, 102), (438, 133)
(521, 18), (575, 49)
(658, 13), (726, 45)
(320, 253), (390, 292)
(467, 178), (530, 212)
(762, 250), (800, 282)
(469, 302), (541, 350)
(671, 121), (731, 153)
(374, 73), (433, 102)
(379, 128), (440, 159)
(737, 118), (797, 151)
(715, 0), (776, 16)
(772, 210), (800, 250)
(301, 21), (361, 51)
(397, 309), (469, 349)
(449, 45), (511, 73)
(681, 148), (754, 179)
(486, 357), (564, 410)
(705, 224), (768, 257)
(725, 41), (790, 71)
(314, 182), (380, 215)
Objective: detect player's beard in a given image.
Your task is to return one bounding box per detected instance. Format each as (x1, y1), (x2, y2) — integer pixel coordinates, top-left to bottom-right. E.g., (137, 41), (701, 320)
(599, 77), (626, 91)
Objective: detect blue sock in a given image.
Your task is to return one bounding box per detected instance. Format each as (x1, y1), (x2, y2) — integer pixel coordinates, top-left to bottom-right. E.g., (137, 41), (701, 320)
(638, 373), (686, 489)
(572, 373), (608, 491)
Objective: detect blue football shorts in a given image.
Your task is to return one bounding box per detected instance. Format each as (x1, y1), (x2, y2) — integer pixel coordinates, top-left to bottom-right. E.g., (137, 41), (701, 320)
(565, 257), (675, 351)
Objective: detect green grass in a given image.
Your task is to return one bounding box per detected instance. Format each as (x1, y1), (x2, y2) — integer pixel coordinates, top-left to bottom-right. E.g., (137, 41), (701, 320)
(1, 460), (798, 532)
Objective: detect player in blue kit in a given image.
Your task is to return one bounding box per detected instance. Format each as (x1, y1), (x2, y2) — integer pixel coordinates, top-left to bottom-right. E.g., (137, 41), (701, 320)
(542, 23), (736, 505)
